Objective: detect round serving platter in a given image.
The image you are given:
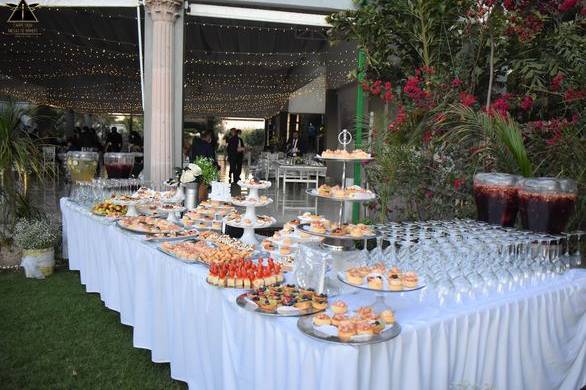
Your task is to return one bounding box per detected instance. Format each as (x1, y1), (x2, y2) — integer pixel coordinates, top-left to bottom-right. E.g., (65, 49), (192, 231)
(116, 219), (183, 235)
(237, 180), (272, 189)
(230, 197), (273, 208)
(224, 217), (276, 229)
(296, 223), (379, 241)
(336, 272), (426, 293)
(144, 231), (199, 242)
(155, 239), (214, 266)
(306, 188), (376, 202)
(236, 293), (325, 317)
(297, 315), (401, 346)
(315, 155), (374, 162)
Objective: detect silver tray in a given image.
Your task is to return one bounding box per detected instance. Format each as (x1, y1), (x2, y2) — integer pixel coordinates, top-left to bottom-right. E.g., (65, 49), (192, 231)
(296, 223), (379, 241)
(315, 155), (374, 162)
(306, 189), (376, 202)
(337, 272), (426, 293)
(297, 316), (401, 346)
(116, 220), (183, 235)
(145, 231), (199, 242)
(236, 293), (324, 317)
(156, 242), (209, 266)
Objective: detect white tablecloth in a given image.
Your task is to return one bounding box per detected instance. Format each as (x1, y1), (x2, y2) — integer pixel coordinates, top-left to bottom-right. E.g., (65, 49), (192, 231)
(60, 198), (586, 390)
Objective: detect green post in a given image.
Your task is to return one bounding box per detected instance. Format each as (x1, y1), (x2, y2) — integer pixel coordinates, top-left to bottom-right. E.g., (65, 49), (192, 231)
(353, 49), (366, 223)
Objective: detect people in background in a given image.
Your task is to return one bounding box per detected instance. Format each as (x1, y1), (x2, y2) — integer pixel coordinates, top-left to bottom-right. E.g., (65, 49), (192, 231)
(128, 130), (143, 152)
(285, 130), (304, 156)
(227, 128), (244, 183)
(190, 130), (218, 166)
(307, 122), (317, 153)
(105, 126), (123, 152)
(78, 126), (94, 150)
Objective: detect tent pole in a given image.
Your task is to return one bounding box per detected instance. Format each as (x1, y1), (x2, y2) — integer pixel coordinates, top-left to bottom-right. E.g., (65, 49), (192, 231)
(352, 49), (366, 223)
(137, 2), (145, 111)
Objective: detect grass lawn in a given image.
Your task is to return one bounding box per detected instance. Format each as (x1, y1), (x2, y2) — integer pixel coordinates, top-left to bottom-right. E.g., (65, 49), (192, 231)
(0, 269), (186, 389)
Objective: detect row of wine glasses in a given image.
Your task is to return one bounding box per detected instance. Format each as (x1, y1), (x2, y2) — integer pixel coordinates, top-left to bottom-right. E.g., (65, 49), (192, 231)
(365, 220), (584, 304)
(69, 178), (144, 206)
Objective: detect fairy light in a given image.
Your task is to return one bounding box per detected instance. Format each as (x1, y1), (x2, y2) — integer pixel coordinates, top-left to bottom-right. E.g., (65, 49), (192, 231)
(0, 8), (354, 117)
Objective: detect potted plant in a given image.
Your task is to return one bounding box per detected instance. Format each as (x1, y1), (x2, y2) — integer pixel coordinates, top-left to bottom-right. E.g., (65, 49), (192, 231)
(14, 218), (61, 279)
(192, 157), (220, 202)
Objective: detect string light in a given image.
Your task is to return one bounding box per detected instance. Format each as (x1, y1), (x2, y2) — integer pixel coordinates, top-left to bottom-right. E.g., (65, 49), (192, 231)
(0, 8), (355, 117)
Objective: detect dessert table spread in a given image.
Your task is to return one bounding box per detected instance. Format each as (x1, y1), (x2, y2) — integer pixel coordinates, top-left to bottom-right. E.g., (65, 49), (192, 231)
(60, 198), (586, 390)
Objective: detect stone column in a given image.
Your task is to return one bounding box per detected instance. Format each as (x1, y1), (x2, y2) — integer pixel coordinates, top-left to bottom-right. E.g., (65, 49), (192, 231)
(144, 0), (183, 186)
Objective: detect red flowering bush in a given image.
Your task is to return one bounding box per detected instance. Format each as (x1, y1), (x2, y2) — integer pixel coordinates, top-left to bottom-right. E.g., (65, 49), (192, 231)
(329, 0), (586, 226)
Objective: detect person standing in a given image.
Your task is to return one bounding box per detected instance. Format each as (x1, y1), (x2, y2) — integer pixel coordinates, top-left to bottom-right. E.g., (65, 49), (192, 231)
(227, 128), (244, 183)
(105, 127), (123, 152)
(307, 122), (317, 153)
(189, 130), (217, 164)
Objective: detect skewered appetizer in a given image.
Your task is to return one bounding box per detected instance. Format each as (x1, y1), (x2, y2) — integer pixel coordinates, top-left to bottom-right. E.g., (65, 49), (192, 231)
(207, 258), (283, 288)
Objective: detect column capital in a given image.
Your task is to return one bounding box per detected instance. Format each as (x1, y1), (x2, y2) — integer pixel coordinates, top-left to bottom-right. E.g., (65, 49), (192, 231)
(145, 0), (183, 22)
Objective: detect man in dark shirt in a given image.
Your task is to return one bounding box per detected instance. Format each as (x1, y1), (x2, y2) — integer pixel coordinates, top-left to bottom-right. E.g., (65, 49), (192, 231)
(106, 127), (123, 152)
(189, 130), (217, 164)
(227, 128), (244, 183)
(285, 131), (304, 156)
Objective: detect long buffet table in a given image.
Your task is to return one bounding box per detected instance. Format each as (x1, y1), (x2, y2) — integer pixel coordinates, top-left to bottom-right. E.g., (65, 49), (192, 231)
(60, 198), (586, 390)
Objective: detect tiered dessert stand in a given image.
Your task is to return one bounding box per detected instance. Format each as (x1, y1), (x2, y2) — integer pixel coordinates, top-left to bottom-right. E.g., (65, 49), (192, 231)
(301, 129), (377, 251)
(227, 180), (275, 247)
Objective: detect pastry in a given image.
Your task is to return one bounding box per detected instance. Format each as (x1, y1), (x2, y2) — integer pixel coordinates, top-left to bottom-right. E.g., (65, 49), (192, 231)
(294, 299), (312, 310)
(402, 272), (419, 288)
(388, 274), (402, 291)
(279, 247), (292, 256)
(313, 313), (331, 326)
(330, 300), (348, 314)
(337, 323), (356, 341)
(367, 275), (383, 289)
(355, 322), (374, 336)
(380, 309), (395, 324)
(331, 313), (349, 327)
(346, 270), (363, 285)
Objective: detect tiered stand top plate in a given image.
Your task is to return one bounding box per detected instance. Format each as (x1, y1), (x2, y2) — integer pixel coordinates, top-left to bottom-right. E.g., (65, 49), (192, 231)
(315, 155), (374, 162)
(295, 223), (379, 241)
(237, 180), (272, 189)
(305, 189), (376, 202)
(225, 216), (276, 229)
(336, 272), (426, 293)
(231, 198), (273, 207)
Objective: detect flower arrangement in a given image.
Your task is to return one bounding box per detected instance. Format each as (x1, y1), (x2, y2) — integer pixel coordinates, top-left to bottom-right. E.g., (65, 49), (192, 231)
(179, 163), (202, 184)
(13, 218), (61, 250)
(177, 157), (219, 186)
